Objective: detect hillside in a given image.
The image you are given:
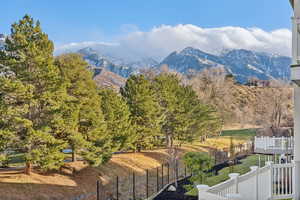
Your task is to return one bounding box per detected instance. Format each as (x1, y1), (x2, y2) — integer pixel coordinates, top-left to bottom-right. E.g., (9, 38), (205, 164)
(188, 68), (293, 128)
(0, 137), (248, 200)
(93, 69), (126, 90)
(91, 65), (293, 129)
(228, 84), (293, 127)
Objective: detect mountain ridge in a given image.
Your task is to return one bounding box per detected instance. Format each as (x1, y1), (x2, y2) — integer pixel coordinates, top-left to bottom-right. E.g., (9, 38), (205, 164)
(77, 46), (291, 83)
(160, 47), (291, 83)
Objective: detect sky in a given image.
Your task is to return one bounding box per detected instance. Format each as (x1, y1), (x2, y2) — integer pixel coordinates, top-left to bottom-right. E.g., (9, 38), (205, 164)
(0, 0), (294, 59)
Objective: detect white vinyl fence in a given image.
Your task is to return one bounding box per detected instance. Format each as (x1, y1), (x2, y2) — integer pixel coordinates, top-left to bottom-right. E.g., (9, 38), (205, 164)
(197, 162), (295, 200)
(254, 136), (294, 151)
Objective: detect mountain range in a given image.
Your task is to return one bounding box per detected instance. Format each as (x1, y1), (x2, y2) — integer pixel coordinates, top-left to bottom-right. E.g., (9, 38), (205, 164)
(78, 47), (158, 78)
(0, 31), (292, 84)
(64, 45), (293, 85)
(161, 47), (291, 83)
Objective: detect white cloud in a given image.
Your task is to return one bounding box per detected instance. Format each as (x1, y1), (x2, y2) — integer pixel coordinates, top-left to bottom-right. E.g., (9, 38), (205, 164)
(55, 24), (292, 60)
(54, 41), (119, 55)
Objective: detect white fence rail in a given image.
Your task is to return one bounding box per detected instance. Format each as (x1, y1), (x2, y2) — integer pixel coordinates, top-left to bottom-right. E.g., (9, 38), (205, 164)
(254, 136), (294, 151)
(198, 162), (295, 200)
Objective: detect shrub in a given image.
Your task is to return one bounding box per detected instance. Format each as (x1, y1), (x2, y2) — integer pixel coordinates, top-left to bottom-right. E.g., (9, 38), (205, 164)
(183, 152), (213, 190)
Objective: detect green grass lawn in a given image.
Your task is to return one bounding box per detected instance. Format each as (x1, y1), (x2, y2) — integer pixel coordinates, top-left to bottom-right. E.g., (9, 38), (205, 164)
(4, 151), (73, 167)
(6, 152), (25, 167)
(220, 129), (257, 140)
(187, 155), (263, 196)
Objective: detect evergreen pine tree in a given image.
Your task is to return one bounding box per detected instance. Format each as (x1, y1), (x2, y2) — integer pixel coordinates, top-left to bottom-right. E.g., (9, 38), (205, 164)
(154, 73), (221, 147)
(121, 75), (163, 151)
(175, 85), (220, 144)
(55, 53), (110, 165)
(0, 78), (27, 167)
(0, 15), (67, 174)
(99, 88), (136, 151)
(154, 74), (182, 147)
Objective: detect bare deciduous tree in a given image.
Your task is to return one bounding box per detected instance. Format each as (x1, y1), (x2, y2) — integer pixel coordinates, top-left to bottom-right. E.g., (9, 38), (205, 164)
(187, 67), (293, 129)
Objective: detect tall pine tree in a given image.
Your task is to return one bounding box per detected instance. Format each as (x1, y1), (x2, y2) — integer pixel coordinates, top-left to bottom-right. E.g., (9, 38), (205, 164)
(99, 88), (136, 151)
(55, 53), (110, 166)
(175, 85), (221, 144)
(121, 75), (163, 151)
(154, 73), (221, 147)
(0, 15), (66, 174)
(154, 74), (182, 147)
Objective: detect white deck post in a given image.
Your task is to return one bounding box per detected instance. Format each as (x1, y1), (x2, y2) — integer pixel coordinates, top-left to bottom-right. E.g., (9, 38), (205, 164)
(229, 173), (240, 194)
(291, 1), (300, 199)
(294, 88), (300, 200)
(266, 161), (273, 200)
(197, 185), (210, 200)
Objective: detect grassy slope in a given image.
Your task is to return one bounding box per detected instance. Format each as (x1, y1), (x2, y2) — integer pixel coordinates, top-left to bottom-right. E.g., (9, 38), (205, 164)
(187, 155), (263, 196)
(0, 129), (253, 200)
(221, 128), (256, 138)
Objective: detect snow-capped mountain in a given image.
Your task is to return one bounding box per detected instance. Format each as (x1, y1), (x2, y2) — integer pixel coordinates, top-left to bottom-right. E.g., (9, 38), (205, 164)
(77, 46), (291, 83)
(78, 47), (158, 77)
(78, 47), (136, 77)
(161, 47), (291, 83)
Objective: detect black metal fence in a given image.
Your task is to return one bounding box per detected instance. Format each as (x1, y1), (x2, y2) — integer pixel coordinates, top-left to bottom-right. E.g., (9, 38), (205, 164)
(95, 161), (190, 200)
(71, 142), (253, 200)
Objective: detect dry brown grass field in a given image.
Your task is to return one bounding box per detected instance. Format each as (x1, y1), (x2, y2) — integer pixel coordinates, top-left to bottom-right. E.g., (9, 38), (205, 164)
(0, 136), (250, 200)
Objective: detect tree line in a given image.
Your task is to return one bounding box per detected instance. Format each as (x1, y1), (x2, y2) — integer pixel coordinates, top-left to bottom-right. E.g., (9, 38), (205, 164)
(0, 16), (221, 174)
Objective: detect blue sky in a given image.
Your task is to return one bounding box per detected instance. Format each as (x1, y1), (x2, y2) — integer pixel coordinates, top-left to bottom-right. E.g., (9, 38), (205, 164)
(0, 0), (293, 45)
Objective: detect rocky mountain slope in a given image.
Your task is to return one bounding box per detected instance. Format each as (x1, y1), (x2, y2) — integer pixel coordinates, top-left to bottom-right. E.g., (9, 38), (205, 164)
(161, 47), (291, 83)
(79, 47), (157, 78)
(93, 68), (126, 90)
(78, 46), (291, 83)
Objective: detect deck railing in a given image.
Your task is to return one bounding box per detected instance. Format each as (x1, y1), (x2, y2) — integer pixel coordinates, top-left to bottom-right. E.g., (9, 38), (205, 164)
(271, 163), (294, 199)
(197, 162), (295, 200)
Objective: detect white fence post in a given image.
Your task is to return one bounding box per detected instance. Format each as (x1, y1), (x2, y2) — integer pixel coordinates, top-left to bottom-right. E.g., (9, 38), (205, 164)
(264, 137), (267, 150)
(197, 185), (210, 200)
(229, 173), (240, 194)
(266, 161), (273, 200)
(250, 166), (259, 200)
(292, 160), (297, 200)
